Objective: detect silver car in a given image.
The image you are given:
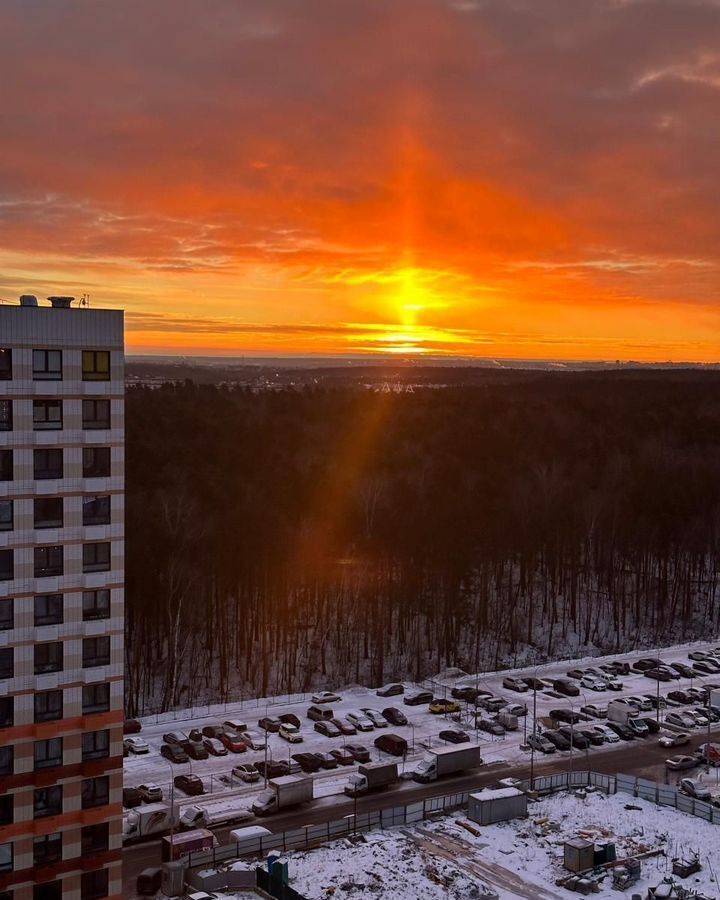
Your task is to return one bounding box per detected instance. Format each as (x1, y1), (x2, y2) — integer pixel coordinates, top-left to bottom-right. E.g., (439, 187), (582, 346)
(361, 708), (388, 728)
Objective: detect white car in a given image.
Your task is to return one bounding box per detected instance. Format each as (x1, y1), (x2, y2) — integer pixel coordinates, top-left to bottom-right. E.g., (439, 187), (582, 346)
(666, 712), (696, 729)
(279, 723), (303, 743)
(590, 724), (620, 743)
(658, 732), (690, 748)
(580, 675), (606, 692)
(361, 708), (388, 728)
(240, 731), (267, 750)
(123, 736), (149, 754)
(137, 782), (163, 802)
(311, 691), (341, 704)
(346, 711), (374, 731)
(688, 710), (710, 727)
(604, 678), (623, 691)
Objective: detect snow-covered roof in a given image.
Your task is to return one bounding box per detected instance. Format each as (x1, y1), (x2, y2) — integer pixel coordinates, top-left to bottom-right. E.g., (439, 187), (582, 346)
(470, 787), (524, 801)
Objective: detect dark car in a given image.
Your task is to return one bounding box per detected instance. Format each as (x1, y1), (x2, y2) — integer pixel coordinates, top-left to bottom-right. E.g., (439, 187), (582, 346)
(374, 733), (408, 756)
(345, 743), (370, 763)
(550, 708), (583, 725)
(161, 743), (189, 764)
(331, 717), (357, 735)
(124, 719), (142, 734)
(123, 787), (142, 808)
(312, 751), (338, 770)
(187, 728), (203, 743)
(544, 730), (571, 751)
(693, 660), (720, 675)
(382, 707), (408, 726)
(162, 731), (189, 746)
(577, 728), (604, 746)
(522, 677), (545, 691)
(439, 729), (470, 744)
(174, 774), (204, 796)
(292, 753), (323, 773)
(605, 661), (631, 676)
(376, 683), (404, 697)
(633, 658), (666, 672)
(329, 747), (355, 766)
(254, 760), (290, 779)
(258, 716), (282, 733)
(553, 679), (580, 697)
(606, 721), (635, 740)
(404, 690), (433, 706)
(643, 694), (667, 709)
(201, 724), (224, 739)
(644, 667), (674, 682)
(566, 669), (585, 680)
(557, 727), (590, 749)
(451, 686), (485, 702)
(671, 662), (697, 679)
(476, 718), (505, 736)
(307, 705), (334, 721)
(668, 690), (692, 705)
(641, 717), (661, 733)
(314, 720), (342, 738)
(279, 713), (301, 729)
(182, 741), (209, 761)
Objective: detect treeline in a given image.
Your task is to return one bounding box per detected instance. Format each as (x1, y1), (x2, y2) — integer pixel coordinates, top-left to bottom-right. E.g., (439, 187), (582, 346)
(124, 373), (720, 714)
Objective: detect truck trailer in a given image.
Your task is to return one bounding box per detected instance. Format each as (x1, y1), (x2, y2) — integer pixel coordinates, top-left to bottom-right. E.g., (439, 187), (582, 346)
(123, 802), (210, 841)
(161, 828), (217, 862)
(412, 744), (482, 783)
(607, 700), (649, 737)
(344, 762), (399, 796)
(252, 775), (313, 816)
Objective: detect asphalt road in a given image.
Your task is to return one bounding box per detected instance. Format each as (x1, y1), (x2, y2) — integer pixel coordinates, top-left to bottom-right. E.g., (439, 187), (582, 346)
(121, 732), (711, 896)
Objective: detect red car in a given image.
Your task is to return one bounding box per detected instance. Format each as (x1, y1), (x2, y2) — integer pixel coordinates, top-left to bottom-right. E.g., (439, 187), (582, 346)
(220, 731), (247, 753)
(123, 719), (142, 734)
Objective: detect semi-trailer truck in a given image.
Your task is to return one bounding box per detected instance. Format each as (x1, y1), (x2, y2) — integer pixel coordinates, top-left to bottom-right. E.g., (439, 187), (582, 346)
(161, 828), (217, 862)
(252, 775), (313, 816)
(607, 701), (649, 737)
(412, 744), (482, 783)
(344, 762), (399, 796)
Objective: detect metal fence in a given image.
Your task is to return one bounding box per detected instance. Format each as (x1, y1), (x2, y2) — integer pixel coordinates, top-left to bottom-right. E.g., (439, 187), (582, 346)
(519, 770), (617, 795)
(138, 692), (311, 726)
(616, 772), (720, 825)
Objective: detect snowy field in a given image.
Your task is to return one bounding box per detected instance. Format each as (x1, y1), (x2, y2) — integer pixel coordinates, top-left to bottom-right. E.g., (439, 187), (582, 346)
(199, 789), (720, 900)
(124, 636), (720, 821)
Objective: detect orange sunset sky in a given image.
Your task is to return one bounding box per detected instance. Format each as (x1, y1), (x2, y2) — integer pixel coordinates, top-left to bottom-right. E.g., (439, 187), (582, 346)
(1, 0), (720, 361)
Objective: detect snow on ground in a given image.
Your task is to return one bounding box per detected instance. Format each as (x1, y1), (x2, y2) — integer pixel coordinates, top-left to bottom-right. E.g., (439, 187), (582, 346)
(204, 789), (720, 900)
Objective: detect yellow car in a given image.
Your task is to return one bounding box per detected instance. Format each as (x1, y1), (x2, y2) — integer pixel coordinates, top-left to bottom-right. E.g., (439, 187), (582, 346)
(429, 699), (461, 715)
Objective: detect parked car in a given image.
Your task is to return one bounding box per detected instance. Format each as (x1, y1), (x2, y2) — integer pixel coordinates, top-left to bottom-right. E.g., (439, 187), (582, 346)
(699, 706), (720, 723)
(633, 658), (666, 672)
(314, 720), (341, 738)
(123, 787), (142, 808)
(183, 741), (208, 761)
(580, 675), (606, 692)
(643, 694), (667, 709)
(279, 713), (302, 729)
(502, 676), (528, 693)
(202, 724), (225, 739)
(311, 691), (342, 704)
(580, 704), (607, 719)
(279, 723), (303, 743)
(666, 755), (701, 771)
(688, 710), (710, 727)
(557, 727), (590, 750)
(382, 707), (408, 726)
(346, 711), (375, 731)
(429, 699), (461, 715)
(688, 650), (711, 661)
(527, 733), (556, 753)
(658, 732), (691, 748)
(686, 688), (708, 704)
(291, 753), (322, 773)
(549, 709), (583, 725)
(666, 712), (697, 729)
(232, 764), (261, 783)
(476, 718), (505, 736)
(219, 731), (247, 753)
(161, 743), (188, 764)
(606, 722), (635, 740)
(374, 733), (408, 756)
(566, 669), (586, 680)
(331, 717), (357, 735)
(223, 719), (248, 733)
(451, 686), (486, 702)
(137, 783), (163, 803)
(667, 690), (691, 705)
(577, 727), (605, 746)
(504, 702), (528, 717)
(188, 729), (203, 743)
(522, 676), (546, 690)
(477, 696), (507, 713)
(553, 679), (580, 697)
(240, 731), (267, 750)
(641, 717), (661, 734)
(123, 736), (149, 755)
(312, 751), (338, 770)
(670, 662), (697, 679)
(377, 683), (404, 697)
(605, 678), (623, 691)
(258, 716), (282, 733)
(403, 690), (434, 706)
(679, 777), (711, 799)
(344, 743), (371, 763)
(254, 760), (290, 779)
(162, 731), (189, 746)
(590, 724), (620, 743)
(124, 719), (142, 734)
(694, 659), (720, 675)
(203, 737), (228, 756)
(329, 747), (355, 766)
(439, 729), (470, 744)
(626, 696), (652, 712)
(307, 705), (334, 722)
(602, 661), (630, 676)
(543, 730), (571, 751)
(361, 708), (389, 727)
(174, 774), (204, 796)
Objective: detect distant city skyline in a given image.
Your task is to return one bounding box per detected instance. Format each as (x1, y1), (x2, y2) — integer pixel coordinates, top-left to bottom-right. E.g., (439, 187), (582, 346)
(2, 0), (720, 361)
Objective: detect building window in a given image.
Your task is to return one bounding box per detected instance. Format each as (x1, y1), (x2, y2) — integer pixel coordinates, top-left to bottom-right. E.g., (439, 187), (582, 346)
(34, 738), (63, 770)
(0, 599), (11, 630)
(33, 399), (63, 431)
(0, 746), (13, 776)
(83, 589), (110, 621)
(83, 636), (110, 668)
(82, 729), (110, 761)
(0, 400), (11, 431)
(0, 449), (11, 481)
(83, 446), (111, 478)
(34, 448), (63, 480)
(0, 550), (13, 581)
(0, 842), (12, 874)
(82, 399), (110, 430)
(34, 785), (63, 819)
(32, 349), (63, 381)
(0, 796), (13, 826)
(0, 349), (11, 380)
(34, 593), (64, 626)
(34, 690), (63, 723)
(81, 776), (109, 810)
(0, 697), (13, 728)
(82, 682), (110, 715)
(35, 642), (63, 675)
(83, 495), (111, 526)
(81, 822), (109, 855)
(33, 832), (62, 867)
(83, 542), (111, 573)
(0, 501), (12, 532)
(34, 545), (63, 577)
(34, 498), (64, 529)
(81, 868), (109, 900)
(35, 884), (62, 900)
(0, 648), (13, 680)
(82, 350), (110, 382)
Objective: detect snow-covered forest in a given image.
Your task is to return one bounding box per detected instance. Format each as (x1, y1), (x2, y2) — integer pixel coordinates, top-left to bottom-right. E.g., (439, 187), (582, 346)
(124, 373), (720, 714)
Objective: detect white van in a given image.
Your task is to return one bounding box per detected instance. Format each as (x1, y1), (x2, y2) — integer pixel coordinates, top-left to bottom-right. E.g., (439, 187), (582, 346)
(229, 825), (272, 843)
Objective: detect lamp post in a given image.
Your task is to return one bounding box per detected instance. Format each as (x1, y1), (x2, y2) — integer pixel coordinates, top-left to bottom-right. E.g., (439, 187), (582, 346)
(165, 763), (176, 844)
(529, 663), (538, 790)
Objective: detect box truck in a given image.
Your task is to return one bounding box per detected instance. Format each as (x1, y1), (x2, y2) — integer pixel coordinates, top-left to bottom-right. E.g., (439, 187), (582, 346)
(497, 710), (518, 731)
(344, 762), (399, 796)
(251, 775), (313, 816)
(161, 828), (217, 862)
(607, 701), (649, 737)
(412, 744), (482, 783)
(123, 802), (210, 841)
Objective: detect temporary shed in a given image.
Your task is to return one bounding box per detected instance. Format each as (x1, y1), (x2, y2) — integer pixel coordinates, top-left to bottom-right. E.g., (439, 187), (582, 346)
(468, 787), (527, 826)
(564, 838), (594, 873)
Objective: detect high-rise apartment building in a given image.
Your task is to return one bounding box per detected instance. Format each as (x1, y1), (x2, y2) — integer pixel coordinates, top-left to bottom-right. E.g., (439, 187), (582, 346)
(0, 297), (124, 900)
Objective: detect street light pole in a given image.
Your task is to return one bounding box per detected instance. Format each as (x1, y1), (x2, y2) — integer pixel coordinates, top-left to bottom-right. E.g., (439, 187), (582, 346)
(530, 664), (538, 790)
